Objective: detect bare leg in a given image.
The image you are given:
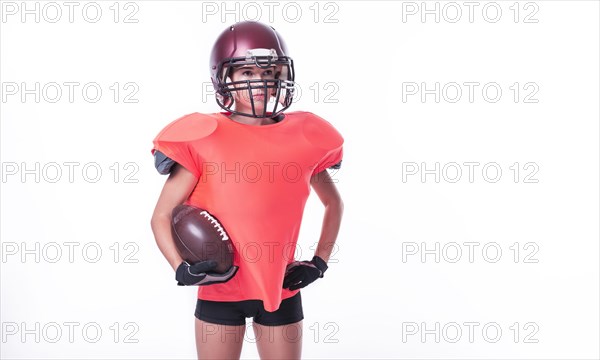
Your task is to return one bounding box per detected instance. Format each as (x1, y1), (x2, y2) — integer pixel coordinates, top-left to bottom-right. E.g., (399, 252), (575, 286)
(195, 319), (246, 360)
(252, 320), (303, 360)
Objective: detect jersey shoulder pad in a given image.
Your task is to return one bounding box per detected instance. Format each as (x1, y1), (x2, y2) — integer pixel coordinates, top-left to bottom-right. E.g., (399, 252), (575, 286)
(153, 112), (218, 143)
(297, 111), (344, 150)
(151, 113), (218, 176)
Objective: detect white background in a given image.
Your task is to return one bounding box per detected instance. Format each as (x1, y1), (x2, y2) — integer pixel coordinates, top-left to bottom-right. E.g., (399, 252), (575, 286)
(1, 1), (599, 359)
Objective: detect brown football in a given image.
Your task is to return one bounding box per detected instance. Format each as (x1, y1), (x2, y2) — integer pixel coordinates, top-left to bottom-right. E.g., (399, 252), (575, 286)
(171, 204), (234, 274)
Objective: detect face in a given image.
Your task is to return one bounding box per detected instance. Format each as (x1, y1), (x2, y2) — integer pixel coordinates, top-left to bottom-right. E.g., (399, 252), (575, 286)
(228, 65), (280, 113)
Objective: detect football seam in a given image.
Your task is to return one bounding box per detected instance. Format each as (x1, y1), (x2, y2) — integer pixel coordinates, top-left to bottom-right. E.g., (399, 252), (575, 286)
(200, 211), (230, 241)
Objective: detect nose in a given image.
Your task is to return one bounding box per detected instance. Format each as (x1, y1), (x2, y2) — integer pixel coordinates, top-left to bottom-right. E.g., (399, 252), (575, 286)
(249, 75), (271, 92)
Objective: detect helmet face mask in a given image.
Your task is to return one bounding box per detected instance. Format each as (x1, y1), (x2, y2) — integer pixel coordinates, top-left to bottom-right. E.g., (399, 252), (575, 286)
(210, 22), (296, 119)
(216, 55), (295, 118)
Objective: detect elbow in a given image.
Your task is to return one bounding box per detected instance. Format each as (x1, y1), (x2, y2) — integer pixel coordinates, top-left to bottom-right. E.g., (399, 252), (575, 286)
(150, 212), (170, 231)
(150, 216), (159, 233)
(325, 198), (344, 213)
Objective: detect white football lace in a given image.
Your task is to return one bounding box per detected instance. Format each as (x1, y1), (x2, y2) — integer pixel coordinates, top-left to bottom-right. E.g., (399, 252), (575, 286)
(200, 211), (230, 241)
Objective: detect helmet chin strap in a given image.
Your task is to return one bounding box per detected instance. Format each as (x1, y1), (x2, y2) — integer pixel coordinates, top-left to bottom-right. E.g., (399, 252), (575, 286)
(271, 113), (285, 121)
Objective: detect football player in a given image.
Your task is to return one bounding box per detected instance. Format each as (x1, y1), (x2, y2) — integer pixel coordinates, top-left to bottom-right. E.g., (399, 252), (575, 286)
(150, 21), (344, 360)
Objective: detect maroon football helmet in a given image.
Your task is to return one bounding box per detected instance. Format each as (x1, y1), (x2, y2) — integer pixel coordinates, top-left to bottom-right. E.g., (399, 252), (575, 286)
(209, 21), (295, 118)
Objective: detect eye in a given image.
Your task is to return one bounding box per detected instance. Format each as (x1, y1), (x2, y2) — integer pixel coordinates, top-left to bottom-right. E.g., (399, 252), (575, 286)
(241, 70), (253, 77)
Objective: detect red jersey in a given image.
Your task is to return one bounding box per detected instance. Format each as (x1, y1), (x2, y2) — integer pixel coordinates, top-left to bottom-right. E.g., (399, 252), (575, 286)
(151, 111), (343, 312)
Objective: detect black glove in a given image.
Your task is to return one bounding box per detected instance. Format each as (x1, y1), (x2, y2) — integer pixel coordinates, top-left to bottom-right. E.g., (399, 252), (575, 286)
(282, 255), (328, 291)
(176, 260), (238, 286)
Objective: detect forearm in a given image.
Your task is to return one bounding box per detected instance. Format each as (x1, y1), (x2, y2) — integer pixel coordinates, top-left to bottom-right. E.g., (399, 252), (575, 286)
(314, 200), (344, 263)
(150, 214), (184, 271)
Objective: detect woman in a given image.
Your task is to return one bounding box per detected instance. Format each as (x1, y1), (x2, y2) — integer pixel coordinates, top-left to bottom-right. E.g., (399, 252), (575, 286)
(150, 21), (344, 360)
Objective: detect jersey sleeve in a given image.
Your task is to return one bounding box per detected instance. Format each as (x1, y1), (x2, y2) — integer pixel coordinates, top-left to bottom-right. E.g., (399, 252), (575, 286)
(303, 113), (344, 175)
(313, 147), (343, 174)
(150, 113), (218, 178)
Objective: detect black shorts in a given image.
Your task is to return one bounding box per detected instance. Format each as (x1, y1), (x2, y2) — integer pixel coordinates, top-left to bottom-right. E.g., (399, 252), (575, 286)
(194, 292), (303, 326)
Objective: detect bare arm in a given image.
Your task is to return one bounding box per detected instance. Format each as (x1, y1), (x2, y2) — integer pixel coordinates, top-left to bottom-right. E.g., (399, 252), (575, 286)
(310, 169), (344, 263)
(150, 164), (199, 271)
